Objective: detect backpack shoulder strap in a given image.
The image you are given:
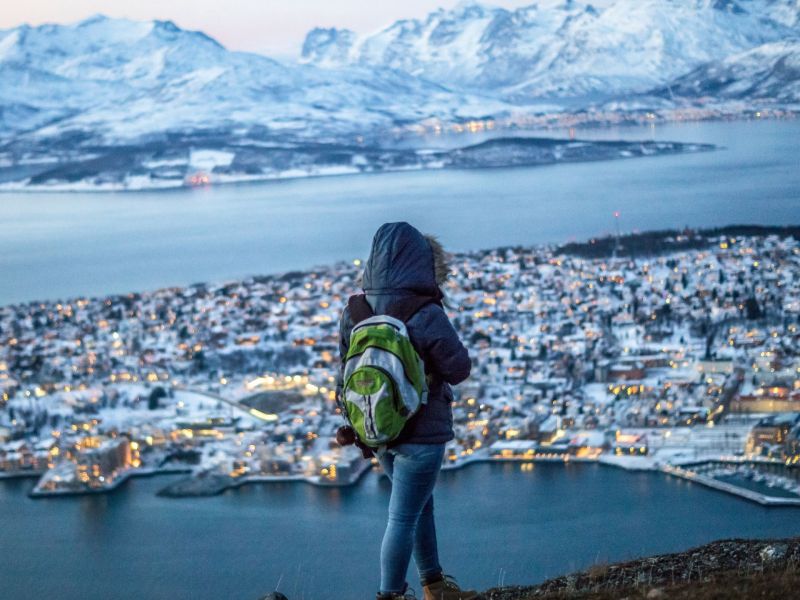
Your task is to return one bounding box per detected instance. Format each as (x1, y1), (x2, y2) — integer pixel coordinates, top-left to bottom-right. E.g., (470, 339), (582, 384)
(390, 294), (441, 323)
(349, 291), (443, 325)
(347, 294), (374, 325)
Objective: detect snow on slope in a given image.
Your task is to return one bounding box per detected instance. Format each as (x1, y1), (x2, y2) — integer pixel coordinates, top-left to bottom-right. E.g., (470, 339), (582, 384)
(1, 3), (798, 158)
(653, 39), (800, 103)
(301, 0), (800, 101)
(2, 5), (796, 191)
(0, 15), (511, 144)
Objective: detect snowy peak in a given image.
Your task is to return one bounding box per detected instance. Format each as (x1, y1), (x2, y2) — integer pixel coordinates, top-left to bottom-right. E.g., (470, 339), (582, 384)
(0, 13), (300, 105)
(445, 0), (491, 19)
(1, 3), (798, 159)
(0, 15), (515, 145)
(301, 27), (356, 65)
(0, 14), (234, 82)
(300, 0), (800, 99)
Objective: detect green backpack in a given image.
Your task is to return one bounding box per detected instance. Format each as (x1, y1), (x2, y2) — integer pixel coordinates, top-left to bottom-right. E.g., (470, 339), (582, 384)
(342, 294), (431, 447)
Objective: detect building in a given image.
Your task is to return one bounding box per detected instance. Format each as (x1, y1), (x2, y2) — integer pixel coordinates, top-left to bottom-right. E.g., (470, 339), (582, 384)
(75, 437), (132, 488)
(612, 431), (648, 456)
(489, 440), (538, 459)
(746, 414), (800, 457)
(733, 383), (800, 413)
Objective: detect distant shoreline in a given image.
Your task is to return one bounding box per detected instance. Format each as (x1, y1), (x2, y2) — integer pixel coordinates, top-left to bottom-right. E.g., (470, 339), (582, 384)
(4, 110), (797, 195)
(555, 224), (800, 258)
(0, 133), (714, 194)
(3, 223), (797, 310)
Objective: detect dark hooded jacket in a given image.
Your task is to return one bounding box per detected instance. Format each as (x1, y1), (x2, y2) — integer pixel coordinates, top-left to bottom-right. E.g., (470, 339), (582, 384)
(337, 222), (472, 445)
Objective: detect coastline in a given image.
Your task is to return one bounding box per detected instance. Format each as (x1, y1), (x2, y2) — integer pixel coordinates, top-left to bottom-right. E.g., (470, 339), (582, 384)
(17, 451), (800, 507)
(2, 109), (796, 195)
(28, 465), (192, 498)
(0, 134), (715, 194)
(3, 224), (799, 507)
(3, 223), (796, 310)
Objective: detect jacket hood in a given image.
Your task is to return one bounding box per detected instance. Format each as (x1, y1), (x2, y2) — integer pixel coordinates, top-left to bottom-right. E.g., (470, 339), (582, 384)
(361, 222), (438, 296)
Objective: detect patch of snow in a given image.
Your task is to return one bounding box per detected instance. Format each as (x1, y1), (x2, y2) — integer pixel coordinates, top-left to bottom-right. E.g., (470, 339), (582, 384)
(189, 149), (235, 171)
(142, 157), (187, 169)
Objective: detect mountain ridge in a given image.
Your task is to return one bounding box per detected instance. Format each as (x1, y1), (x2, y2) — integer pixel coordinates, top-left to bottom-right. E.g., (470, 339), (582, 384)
(650, 38), (800, 103)
(0, 6), (797, 190)
(300, 0), (800, 101)
(1, 3), (798, 150)
(0, 14), (510, 143)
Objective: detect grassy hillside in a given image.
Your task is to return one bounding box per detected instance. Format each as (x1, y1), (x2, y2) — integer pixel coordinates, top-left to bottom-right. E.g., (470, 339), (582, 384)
(485, 537), (799, 600)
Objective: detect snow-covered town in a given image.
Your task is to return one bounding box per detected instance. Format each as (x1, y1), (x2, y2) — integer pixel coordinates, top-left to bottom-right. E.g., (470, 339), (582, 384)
(2, 229), (799, 504)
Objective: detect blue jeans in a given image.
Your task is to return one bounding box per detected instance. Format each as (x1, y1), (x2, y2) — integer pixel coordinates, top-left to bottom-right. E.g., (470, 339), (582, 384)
(376, 442), (446, 594)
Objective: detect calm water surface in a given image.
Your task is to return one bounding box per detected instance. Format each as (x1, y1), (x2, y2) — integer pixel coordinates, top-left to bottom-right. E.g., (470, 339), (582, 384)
(2, 119), (800, 598)
(1, 120), (798, 306)
(2, 463), (800, 599)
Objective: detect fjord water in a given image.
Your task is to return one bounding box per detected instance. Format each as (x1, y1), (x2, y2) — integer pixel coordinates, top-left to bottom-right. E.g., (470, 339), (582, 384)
(2, 463), (800, 600)
(2, 119), (800, 599)
(1, 119), (799, 306)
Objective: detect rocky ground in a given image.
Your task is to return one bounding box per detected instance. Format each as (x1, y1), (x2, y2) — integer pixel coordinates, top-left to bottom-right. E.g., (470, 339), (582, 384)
(483, 537), (800, 600)
(256, 538), (799, 599)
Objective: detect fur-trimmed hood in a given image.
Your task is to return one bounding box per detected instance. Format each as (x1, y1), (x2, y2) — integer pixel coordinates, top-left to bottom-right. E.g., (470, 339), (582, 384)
(360, 222), (450, 296)
(424, 233), (450, 288)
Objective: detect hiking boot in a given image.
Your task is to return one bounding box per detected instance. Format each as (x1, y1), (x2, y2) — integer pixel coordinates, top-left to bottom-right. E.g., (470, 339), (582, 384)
(422, 574), (482, 600)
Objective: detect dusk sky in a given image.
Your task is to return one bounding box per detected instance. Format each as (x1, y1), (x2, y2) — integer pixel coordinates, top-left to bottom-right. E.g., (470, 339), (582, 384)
(0, 0), (545, 58)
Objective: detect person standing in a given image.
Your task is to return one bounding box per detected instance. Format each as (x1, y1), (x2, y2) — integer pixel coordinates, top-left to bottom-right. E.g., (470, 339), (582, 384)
(336, 222), (481, 600)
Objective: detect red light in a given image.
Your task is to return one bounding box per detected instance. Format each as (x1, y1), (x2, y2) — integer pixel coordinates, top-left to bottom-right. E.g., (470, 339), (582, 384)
(186, 172), (211, 187)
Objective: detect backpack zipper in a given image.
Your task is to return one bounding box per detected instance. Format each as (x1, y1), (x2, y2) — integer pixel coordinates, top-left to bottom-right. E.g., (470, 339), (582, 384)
(364, 394), (377, 439)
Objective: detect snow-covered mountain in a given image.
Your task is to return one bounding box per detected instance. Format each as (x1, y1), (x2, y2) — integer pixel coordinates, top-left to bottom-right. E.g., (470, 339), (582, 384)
(0, 15), (528, 190)
(652, 39), (800, 103)
(0, 5), (797, 190)
(2, 3), (797, 149)
(0, 15), (508, 142)
(301, 0), (800, 101)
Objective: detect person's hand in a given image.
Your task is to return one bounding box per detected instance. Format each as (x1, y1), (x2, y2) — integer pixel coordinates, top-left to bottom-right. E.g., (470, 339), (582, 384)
(354, 438), (375, 459)
(336, 425), (356, 446)
(336, 425), (374, 458)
